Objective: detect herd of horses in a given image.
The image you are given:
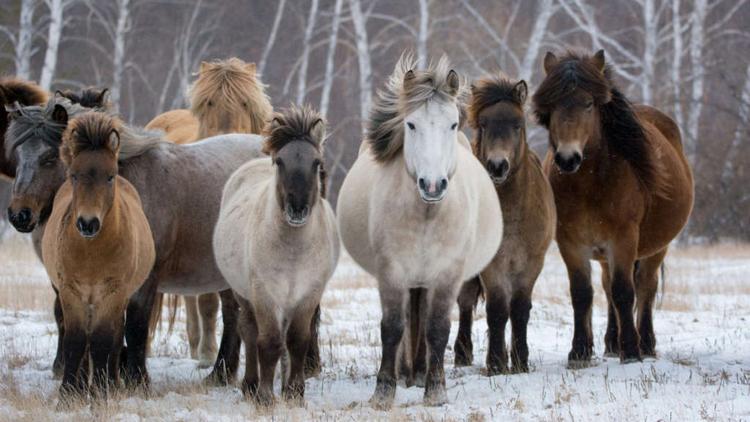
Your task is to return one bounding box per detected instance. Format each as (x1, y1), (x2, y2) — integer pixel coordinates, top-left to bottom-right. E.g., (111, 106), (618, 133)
(0, 49), (693, 409)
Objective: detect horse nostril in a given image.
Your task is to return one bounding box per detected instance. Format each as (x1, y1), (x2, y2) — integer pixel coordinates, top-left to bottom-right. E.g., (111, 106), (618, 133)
(418, 178), (427, 191)
(572, 153), (582, 166)
(498, 160), (509, 175)
(439, 178), (448, 191)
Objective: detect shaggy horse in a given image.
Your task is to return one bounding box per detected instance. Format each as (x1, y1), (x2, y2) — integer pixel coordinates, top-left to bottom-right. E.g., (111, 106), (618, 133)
(43, 112), (155, 401)
(146, 58), (274, 368)
(337, 55), (502, 408)
(0, 78), (47, 179)
(214, 106), (338, 405)
(533, 50), (694, 364)
(56, 87), (110, 109)
(452, 75), (556, 374)
(4, 96), (265, 387)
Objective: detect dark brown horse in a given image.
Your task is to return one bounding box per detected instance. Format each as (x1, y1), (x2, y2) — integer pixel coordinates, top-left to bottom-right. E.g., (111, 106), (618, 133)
(532, 50), (693, 364)
(0, 78), (48, 179)
(453, 75), (555, 374)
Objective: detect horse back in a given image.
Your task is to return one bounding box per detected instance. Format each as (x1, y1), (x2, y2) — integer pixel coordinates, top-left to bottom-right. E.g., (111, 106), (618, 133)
(145, 109), (199, 145)
(634, 105), (683, 152)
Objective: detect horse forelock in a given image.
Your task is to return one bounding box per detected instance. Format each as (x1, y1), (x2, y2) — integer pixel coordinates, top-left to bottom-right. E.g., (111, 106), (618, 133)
(262, 105), (325, 156)
(468, 75), (523, 128)
(367, 54), (466, 163)
(62, 112), (122, 161)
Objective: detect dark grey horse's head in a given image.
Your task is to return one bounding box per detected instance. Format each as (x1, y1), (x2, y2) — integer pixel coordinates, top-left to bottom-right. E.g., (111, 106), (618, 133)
(4, 98), (90, 232)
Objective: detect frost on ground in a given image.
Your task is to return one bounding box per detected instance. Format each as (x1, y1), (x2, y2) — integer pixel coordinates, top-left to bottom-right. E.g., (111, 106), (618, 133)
(0, 232), (748, 421)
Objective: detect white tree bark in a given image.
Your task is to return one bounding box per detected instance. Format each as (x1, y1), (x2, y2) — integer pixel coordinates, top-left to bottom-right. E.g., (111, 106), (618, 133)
(416, 0), (429, 69)
(319, 0), (343, 119)
(671, 0), (684, 129)
(257, 0), (287, 77)
(39, 0), (66, 91)
(15, 0), (36, 80)
(110, 0), (130, 111)
(296, 0), (320, 104)
(687, 0), (707, 162)
(519, 0), (556, 81)
(641, 0), (657, 104)
(348, 0), (372, 132)
(721, 63), (750, 185)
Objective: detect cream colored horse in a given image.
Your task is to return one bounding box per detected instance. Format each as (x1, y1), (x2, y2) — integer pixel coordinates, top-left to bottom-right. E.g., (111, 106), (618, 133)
(214, 106), (339, 405)
(337, 55), (502, 408)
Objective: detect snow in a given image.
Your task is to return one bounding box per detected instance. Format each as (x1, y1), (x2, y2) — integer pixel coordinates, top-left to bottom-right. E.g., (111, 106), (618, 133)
(0, 240), (748, 421)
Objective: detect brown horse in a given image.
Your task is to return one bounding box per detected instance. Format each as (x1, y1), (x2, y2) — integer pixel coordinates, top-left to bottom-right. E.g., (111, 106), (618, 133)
(532, 50), (694, 364)
(42, 112), (155, 400)
(453, 75), (555, 374)
(0, 78), (48, 179)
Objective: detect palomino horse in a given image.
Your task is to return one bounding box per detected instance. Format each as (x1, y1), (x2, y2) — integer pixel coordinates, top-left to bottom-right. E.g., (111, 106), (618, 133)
(43, 112), (155, 400)
(146, 57), (274, 368)
(215, 106), (338, 405)
(4, 96), (265, 387)
(337, 55), (502, 408)
(452, 75), (556, 374)
(532, 50), (693, 364)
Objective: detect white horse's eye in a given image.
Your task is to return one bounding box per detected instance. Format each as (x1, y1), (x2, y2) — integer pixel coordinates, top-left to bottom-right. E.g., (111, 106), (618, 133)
(407, 122), (416, 130)
(451, 123), (458, 130)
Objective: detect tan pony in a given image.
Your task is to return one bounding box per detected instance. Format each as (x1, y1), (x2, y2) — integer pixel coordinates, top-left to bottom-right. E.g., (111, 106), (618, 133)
(337, 55), (502, 408)
(146, 57), (273, 368)
(214, 106), (339, 405)
(533, 50), (694, 364)
(42, 112), (155, 400)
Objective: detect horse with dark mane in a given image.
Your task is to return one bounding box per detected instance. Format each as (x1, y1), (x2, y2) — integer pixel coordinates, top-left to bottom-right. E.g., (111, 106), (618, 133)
(532, 50), (693, 364)
(4, 95), (265, 387)
(56, 87), (110, 109)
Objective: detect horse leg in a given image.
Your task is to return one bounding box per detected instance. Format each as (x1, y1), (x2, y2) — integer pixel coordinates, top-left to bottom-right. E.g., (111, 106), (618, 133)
(58, 289), (89, 403)
(123, 272), (159, 389)
(510, 267), (539, 373)
(423, 280), (459, 406)
(255, 300), (282, 407)
(454, 277), (481, 367)
(559, 244), (594, 365)
(90, 300), (125, 401)
(369, 283), (406, 410)
(197, 293), (219, 368)
(184, 296), (200, 359)
(635, 248), (667, 358)
(601, 261), (620, 357)
(235, 295), (259, 399)
(205, 289), (241, 385)
(412, 288), (428, 387)
(52, 286), (65, 379)
(303, 304), (321, 378)
(609, 238), (641, 363)
(283, 304), (315, 405)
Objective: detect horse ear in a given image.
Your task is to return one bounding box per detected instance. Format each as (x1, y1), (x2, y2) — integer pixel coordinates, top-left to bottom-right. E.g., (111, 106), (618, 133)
(108, 130), (120, 151)
(96, 88), (109, 105)
(513, 80), (528, 105)
(245, 63), (256, 74)
(446, 70), (460, 95)
(200, 61), (210, 73)
(543, 52), (558, 74)
(592, 49), (606, 73)
(311, 118), (326, 145)
(4, 102), (22, 121)
(51, 104), (68, 124)
(403, 69), (416, 90)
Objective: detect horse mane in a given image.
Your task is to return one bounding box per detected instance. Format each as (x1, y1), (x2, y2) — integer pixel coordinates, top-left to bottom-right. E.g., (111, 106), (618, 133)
(468, 73), (523, 128)
(56, 87), (110, 110)
(190, 57), (273, 134)
(118, 125), (165, 161)
(262, 105), (328, 198)
(61, 112), (121, 164)
(0, 78), (47, 109)
(532, 51), (662, 195)
(368, 54), (466, 163)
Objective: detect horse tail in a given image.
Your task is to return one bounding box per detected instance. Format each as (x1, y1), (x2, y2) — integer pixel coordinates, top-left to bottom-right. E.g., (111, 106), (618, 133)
(146, 292), (164, 352)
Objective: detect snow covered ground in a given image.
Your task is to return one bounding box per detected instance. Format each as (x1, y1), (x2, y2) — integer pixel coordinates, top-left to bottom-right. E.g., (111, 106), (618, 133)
(0, 233), (748, 421)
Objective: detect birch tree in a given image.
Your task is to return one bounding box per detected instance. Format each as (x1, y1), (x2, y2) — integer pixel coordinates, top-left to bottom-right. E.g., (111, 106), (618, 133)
(348, 0), (373, 132)
(671, 0), (684, 129)
(686, 0), (707, 161)
(257, 0), (287, 77)
(39, 0), (74, 90)
(16, 0), (37, 79)
(296, 0), (320, 104)
(416, 0), (429, 68)
(319, 0), (344, 119)
(721, 63), (750, 188)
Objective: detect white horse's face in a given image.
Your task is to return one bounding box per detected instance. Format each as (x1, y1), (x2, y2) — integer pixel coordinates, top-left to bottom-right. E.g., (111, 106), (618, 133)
(402, 100), (459, 203)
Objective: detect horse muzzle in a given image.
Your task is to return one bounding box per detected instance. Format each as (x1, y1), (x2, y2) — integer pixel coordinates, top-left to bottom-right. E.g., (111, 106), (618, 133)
(554, 151), (582, 174)
(417, 177), (448, 204)
(285, 205), (310, 227)
(76, 216), (101, 238)
(7, 207), (36, 233)
(486, 158), (510, 184)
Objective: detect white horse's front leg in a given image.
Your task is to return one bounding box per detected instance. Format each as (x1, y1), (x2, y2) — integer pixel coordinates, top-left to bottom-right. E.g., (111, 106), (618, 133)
(370, 280), (407, 410)
(424, 276), (461, 406)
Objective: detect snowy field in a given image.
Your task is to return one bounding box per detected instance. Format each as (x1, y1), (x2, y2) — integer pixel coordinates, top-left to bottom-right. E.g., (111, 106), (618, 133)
(0, 232), (748, 421)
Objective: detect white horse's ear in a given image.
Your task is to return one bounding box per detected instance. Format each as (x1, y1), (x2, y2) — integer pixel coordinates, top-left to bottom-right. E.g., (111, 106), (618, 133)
(513, 80), (528, 105)
(108, 130), (120, 152)
(447, 70), (459, 95)
(592, 49), (606, 73)
(311, 118), (326, 145)
(543, 52), (558, 74)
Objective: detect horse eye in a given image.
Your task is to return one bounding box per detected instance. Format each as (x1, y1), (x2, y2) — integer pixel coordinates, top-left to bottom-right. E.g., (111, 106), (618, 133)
(585, 102), (594, 110)
(41, 157), (56, 167)
(107, 175), (114, 183)
(406, 122), (416, 130)
(513, 124), (522, 131)
(451, 123), (458, 130)
(274, 158), (284, 167)
(207, 100), (214, 107)
(71, 174), (78, 182)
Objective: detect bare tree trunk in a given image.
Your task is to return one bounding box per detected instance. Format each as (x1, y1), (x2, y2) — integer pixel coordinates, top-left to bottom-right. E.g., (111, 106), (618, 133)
(641, 0), (656, 104)
(671, 0), (684, 129)
(519, 0), (556, 81)
(296, 0), (320, 104)
(720, 63), (750, 186)
(416, 0), (428, 69)
(319, 0), (343, 119)
(110, 0), (130, 112)
(687, 0), (707, 163)
(348, 0), (372, 133)
(39, 0), (65, 90)
(258, 0), (287, 77)
(15, 0), (36, 80)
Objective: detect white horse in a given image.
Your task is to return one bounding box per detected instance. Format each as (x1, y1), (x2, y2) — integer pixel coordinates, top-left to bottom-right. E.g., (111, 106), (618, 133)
(213, 106), (339, 405)
(337, 54), (503, 408)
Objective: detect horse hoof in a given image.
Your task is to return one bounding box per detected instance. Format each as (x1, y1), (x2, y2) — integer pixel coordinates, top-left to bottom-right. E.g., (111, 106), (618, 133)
(454, 354), (473, 367)
(484, 364), (508, 377)
(412, 371), (426, 388)
(620, 355), (642, 364)
(510, 365), (529, 374)
(369, 394), (394, 411)
(424, 386), (448, 407)
(603, 351), (619, 359)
